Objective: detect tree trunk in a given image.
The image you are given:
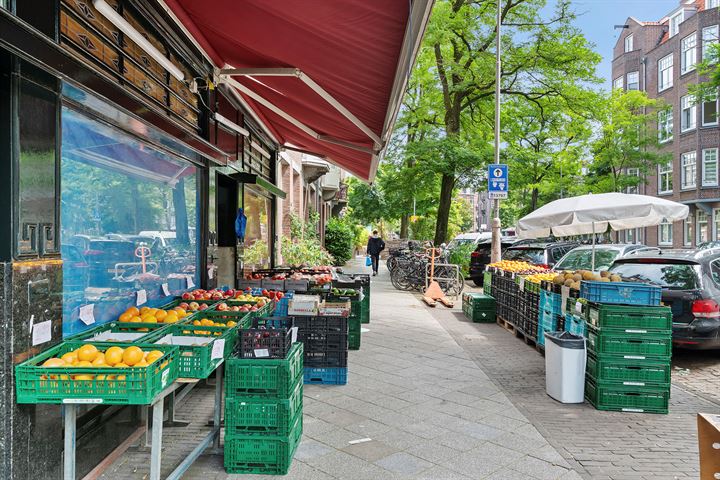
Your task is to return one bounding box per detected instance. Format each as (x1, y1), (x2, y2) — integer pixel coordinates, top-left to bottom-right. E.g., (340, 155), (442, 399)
(434, 173), (455, 245)
(530, 187), (539, 212)
(400, 214), (409, 239)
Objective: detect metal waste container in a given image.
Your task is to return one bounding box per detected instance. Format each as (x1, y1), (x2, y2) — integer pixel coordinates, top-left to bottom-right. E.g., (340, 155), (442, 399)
(544, 331), (586, 403)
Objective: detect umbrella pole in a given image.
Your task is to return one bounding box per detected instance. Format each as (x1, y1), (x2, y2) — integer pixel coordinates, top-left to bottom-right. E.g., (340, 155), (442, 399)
(591, 222), (596, 272)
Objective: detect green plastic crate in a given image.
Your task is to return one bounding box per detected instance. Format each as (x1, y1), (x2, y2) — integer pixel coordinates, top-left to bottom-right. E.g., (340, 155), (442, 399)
(585, 378), (669, 414)
(361, 288), (370, 324)
(225, 381), (303, 435)
(65, 321), (170, 343)
(586, 353), (671, 386)
(586, 325), (672, 358)
(462, 298), (496, 323)
(349, 316), (361, 336)
(188, 310), (252, 328)
(160, 298), (221, 310)
(15, 341), (178, 404)
(224, 413), (303, 475)
(225, 342), (304, 398)
(586, 303), (672, 332)
(148, 324), (238, 379)
(349, 331), (361, 350)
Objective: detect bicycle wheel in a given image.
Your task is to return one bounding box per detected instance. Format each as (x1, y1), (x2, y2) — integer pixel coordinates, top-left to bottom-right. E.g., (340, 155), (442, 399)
(387, 256), (397, 272)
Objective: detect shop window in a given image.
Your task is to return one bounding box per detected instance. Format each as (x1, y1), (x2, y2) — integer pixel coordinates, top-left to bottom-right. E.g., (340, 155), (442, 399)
(698, 210), (710, 244)
(60, 106), (199, 336)
(243, 187), (272, 270)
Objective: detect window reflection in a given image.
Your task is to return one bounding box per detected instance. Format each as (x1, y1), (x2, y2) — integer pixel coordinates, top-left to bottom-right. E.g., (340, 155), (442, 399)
(61, 107), (198, 336)
(243, 187), (271, 269)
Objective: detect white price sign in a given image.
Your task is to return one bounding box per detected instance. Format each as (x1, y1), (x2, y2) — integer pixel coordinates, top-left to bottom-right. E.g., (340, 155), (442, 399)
(79, 304), (96, 325)
(136, 289), (147, 306)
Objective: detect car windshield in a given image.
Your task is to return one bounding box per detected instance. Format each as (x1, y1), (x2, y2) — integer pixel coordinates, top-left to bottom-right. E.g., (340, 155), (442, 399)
(554, 249), (619, 271)
(503, 248), (544, 264)
(609, 262), (701, 290)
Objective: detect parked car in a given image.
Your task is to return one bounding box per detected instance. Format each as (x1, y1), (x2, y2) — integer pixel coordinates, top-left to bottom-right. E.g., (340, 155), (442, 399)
(82, 239), (136, 287)
(468, 236), (517, 286)
(698, 241), (720, 250)
(501, 241), (579, 268)
(609, 249), (720, 350)
(61, 244), (89, 291)
(553, 244), (656, 272)
(447, 232), (492, 251)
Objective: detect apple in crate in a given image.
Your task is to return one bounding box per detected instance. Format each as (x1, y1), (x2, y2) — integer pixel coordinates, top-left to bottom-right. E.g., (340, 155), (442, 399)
(179, 302), (189, 310)
(216, 302), (229, 311)
(225, 289), (235, 298)
(188, 302), (200, 311)
(198, 303), (209, 311)
(182, 292), (194, 300)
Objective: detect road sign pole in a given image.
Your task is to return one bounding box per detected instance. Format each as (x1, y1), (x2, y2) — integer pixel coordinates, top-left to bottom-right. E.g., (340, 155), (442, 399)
(491, 0), (502, 264)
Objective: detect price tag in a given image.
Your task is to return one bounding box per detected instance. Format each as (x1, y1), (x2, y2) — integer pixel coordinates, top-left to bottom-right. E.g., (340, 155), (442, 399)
(519, 278), (525, 292)
(208, 267), (214, 280)
(32, 320), (52, 346)
(186, 275), (195, 289)
(136, 289), (147, 306)
(254, 348), (270, 358)
(560, 286), (570, 315)
(625, 329), (647, 334)
(62, 398), (103, 404)
(575, 301), (583, 314)
(211, 339), (226, 360)
(79, 304), (95, 325)
(290, 327), (298, 344)
(161, 283), (171, 296)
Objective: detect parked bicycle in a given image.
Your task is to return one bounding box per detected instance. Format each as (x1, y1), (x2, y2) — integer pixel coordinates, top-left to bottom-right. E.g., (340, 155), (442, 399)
(389, 245), (464, 296)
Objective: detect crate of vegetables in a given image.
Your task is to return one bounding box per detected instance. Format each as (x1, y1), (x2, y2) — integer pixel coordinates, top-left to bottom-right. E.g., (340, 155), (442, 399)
(160, 298), (219, 315)
(189, 311), (252, 329)
(15, 342), (178, 404)
(115, 305), (194, 325)
(151, 324), (238, 379)
(237, 317), (295, 359)
(66, 322), (168, 343)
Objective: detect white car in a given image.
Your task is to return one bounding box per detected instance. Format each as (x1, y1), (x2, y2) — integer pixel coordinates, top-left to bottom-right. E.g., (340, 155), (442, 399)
(553, 244), (657, 272)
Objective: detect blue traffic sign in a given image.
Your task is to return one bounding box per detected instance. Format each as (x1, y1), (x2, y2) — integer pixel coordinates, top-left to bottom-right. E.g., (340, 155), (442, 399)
(488, 164), (508, 199)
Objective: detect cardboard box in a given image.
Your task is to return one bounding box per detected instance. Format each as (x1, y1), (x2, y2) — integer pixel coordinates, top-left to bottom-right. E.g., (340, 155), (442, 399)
(698, 413), (720, 479)
(288, 294), (320, 316)
(238, 279), (262, 290)
(318, 300), (351, 317)
(261, 278), (286, 290)
(284, 279), (310, 292)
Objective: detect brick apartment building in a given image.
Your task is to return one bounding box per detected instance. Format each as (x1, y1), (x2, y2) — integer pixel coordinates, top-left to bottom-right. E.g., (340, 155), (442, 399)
(612, 0), (720, 247)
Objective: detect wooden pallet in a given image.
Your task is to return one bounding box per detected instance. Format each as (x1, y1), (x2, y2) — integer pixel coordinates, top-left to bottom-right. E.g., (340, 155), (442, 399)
(497, 316), (541, 351)
(496, 316), (516, 334)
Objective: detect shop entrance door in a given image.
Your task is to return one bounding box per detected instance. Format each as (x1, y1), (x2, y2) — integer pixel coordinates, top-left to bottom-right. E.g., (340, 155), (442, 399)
(215, 173), (239, 288)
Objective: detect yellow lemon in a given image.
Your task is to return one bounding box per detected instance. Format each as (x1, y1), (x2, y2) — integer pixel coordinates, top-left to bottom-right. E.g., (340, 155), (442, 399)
(61, 352), (77, 365)
(75, 360), (93, 368)
(104, 346), (124, 366)
(77, 344), (99, 362)
(122, 346), (143, 366)
(42, 358), (65, 367)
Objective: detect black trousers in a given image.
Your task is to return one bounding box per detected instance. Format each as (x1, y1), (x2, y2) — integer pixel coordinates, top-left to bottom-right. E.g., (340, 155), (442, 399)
(370, 254), (380, 273)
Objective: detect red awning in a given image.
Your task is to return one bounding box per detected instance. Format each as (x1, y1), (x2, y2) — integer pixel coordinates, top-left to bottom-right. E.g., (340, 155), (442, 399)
(163, 0), (431, 180)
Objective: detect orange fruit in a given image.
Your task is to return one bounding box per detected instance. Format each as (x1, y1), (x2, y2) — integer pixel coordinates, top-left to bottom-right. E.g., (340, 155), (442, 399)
(164, 313), (179, 324)
(200, 318), (214, 327)
(42, 358), (65, 367)
(104, 346), (124, 366)
(114, 363), (129, 368)
(75, 360), (93, 368)
(140, 306), (150, 314)
(130, 316), (143, 323)
(122, 346), (143, 366)
(174, 307), (187, 318)
(227, 321), (237, 327)
(134, 360), (149, 367)
(77, 344), (99, 362)
(143, 316), (158, 324)
(61, 352), (77, 365)
(116, 375), (126, 381)
(125, 306), (140, 316)
(73, 374), (94, 381)
(192, 320), (201, 326)
(155, 310), (168, 321)
(146, 351), (163, 363)
(96, 374), (107, 381)
(119, 312), (133, 322)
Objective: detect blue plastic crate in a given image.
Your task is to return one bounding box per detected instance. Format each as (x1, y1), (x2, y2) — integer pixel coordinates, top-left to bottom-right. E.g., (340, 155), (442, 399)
(565, 312), (587, 337)
(274, 292), (294, 317)
(540, 290), (561, 315)
(538, 309), (561, 346)
(580, 281), (661, 306)
(303, 367), (348, 385)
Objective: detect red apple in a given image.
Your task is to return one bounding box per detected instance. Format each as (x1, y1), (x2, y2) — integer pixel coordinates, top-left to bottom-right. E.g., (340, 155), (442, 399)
(182, 292), (193, 300)
(250, 306), (258, 311)
(179, 302), (189, 309)
(276, 292), (284, 300)
(199, 303), (209, 311)
(189, 302), (199, 311)
(211, 292), (223, 300)
(230, 306), (240, 312)
(216, 302), (228, 311)
(225, 289), (235, 298)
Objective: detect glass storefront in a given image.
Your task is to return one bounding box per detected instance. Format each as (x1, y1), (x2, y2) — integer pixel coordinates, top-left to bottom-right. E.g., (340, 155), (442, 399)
(243, 186), (272, 269)
(60, 106), (199, 336)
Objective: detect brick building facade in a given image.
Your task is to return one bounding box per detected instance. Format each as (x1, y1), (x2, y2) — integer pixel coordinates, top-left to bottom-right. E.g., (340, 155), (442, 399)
(612, 0), (720, 247)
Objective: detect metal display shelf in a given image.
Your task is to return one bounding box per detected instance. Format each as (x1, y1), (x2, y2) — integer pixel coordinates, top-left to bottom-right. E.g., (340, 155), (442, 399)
(62, 363), (224, 480)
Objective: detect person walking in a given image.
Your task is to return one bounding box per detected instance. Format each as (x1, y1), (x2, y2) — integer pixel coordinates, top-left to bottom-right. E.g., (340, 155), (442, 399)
(366, 230), (385, 276)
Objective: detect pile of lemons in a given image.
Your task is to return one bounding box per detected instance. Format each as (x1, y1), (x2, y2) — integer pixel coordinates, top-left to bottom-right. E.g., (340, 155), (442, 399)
(40, 344), (167, 381)
(191, 318), (237, 328)
(117, 306), (189, 325)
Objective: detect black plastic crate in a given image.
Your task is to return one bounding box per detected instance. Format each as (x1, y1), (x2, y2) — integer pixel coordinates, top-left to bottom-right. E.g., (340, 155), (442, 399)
(293, 316), (348, 334)
(237, 317), (294, 359)
(298, 331), (348, 353)
(304, 349), (348, 368)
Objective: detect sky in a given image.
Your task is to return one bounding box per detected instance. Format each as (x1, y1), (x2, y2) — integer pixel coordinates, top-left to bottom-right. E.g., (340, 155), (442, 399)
(564, 0), (679, 88)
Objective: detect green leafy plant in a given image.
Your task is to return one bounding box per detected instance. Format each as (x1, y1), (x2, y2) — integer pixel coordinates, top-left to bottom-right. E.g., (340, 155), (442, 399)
(280, 212), (334, 267)
(448, 242), (475, 277)
(324, 218), (354, 266)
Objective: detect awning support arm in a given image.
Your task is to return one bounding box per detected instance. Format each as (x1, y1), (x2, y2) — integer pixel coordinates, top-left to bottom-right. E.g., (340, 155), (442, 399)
(219, 67), (382, 147)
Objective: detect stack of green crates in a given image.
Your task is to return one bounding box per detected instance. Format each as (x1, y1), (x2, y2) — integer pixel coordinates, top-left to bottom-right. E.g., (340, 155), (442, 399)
(462, 292), (496, 323)
(584, 303), (673, 414)
(224, 342), (304, 474)
(361, 283), (370, 324)
(349, 300), (361, 350)
(483, 271), (492, 295)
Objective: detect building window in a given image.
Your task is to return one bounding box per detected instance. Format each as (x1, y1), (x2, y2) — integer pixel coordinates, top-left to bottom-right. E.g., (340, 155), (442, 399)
(681, 33), (697, 74)
(714, 208), (720, 240)
(681, 95), (697, 132)
(702, 25), (719, 60)
(659, 221), (674, 246)
(627, 71), (640, 91)
(708, 0), (720, 9)
(658, 162), (673, 194)
(702, 93), (718, 126)
(658, 108), (674, 142)
(698, 210), (710, 244)
(625, 34), (634, 52)
(703, 148), (719, 186)
(613, 76), (624, 90)
(658, 54), (673, 92)
(669, 12), (683, 38)
(681, 151), (697, 189)
(685, 215), (694, 246)
(626, 168), (640, 194)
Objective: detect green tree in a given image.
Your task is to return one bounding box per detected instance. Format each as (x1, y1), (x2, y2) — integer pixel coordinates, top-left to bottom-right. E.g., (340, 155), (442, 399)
(324, 218), (354, 266)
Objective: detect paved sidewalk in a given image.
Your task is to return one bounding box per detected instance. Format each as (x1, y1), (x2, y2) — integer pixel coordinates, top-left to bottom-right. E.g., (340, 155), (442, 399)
(102, 259), (582, 479)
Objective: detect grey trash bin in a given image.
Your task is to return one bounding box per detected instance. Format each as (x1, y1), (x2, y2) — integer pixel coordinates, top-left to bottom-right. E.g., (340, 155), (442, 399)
(544, 331), (586, 403)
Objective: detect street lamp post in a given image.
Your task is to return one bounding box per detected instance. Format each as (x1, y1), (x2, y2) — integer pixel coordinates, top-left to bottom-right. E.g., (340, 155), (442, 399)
(490, 0), (503, 263)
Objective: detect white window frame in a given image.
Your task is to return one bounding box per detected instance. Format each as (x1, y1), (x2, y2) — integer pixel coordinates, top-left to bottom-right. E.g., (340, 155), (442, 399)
(626, 71), (640, 91)
(658, 162), (673, 194)
(625, 34), (634, 53)
(613, 76), (624, 90)
(681, 95), (697, 132)
(697, 210), (709, 245)
(702, 25), (719, 60)
(681, 33), (697, 74)
(658, 54), (674, 92)
(703, 148), (719, 186)
(626, 168), (640, 194)
(702, 93), (718, 126)
(684, 215), (694, 246)
(669, 12), (684, 38)
(658, 108), (674, 143)
(681, 151), (697, 190)
(708, 0), (720, 9)
(659, 221), (674, 246)
(714, 208), (720, 240)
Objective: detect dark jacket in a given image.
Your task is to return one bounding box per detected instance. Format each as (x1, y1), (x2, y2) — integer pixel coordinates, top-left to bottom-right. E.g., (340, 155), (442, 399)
(367, 236), (385, 256)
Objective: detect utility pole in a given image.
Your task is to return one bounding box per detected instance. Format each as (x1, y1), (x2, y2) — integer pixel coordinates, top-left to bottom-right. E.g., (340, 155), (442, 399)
(490, 0), (502, 263)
